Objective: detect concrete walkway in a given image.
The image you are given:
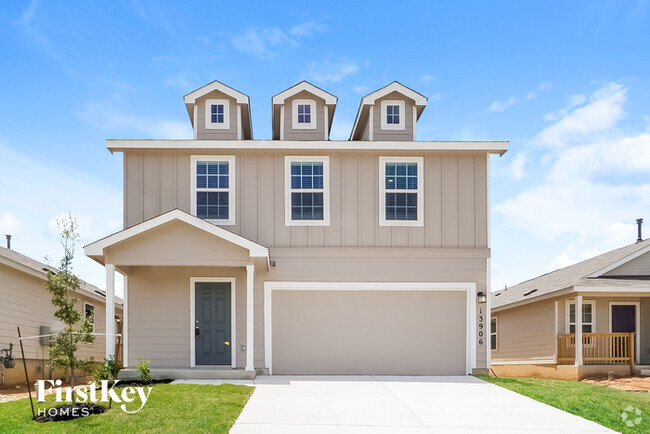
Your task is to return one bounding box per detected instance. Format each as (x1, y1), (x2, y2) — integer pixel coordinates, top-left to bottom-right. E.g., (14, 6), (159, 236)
(173, 376), (612, 433)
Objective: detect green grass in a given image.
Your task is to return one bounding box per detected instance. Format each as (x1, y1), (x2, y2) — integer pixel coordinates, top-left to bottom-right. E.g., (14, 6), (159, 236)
(477, 375), (650, 433)
(0, 383), (254, 433)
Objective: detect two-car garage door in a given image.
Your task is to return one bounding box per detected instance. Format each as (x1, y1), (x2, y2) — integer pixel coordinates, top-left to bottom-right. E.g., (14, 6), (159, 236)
(269, 288), (469, 375)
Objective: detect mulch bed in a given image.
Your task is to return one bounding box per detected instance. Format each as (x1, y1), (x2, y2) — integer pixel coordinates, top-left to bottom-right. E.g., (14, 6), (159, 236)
(582, 376), (650, 393)
(34, 403), (106, 422)
(113, 378), (172, 387)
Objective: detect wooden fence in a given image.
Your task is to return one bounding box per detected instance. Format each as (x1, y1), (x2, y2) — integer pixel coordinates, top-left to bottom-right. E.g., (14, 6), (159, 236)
(557, 332), (634, 366)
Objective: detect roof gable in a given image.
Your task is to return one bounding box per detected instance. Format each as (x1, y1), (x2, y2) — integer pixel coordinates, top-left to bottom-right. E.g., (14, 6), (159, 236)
(272, 81), (337, 105)
(360, 81), (427, 106)
(184, 80), (249, 104)
(85, 209), (269, 263)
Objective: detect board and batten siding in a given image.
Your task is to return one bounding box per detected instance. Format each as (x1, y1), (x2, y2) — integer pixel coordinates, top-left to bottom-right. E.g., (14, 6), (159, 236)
(0, 264), (114, 361)
(491, 299), (556, 364)
(282, 90), (327, 141)
(123, 151), (488, 250)
(195, 91), (239, 140)
(372, 92), (415, 141)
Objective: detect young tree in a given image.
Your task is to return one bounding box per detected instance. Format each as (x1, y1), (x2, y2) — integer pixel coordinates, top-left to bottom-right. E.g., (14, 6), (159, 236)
(46, 215), (95, 403)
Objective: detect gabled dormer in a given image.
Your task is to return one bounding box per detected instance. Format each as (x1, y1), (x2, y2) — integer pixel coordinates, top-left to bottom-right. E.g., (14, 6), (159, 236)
(184, 81), (253, 140)
(350, 82), (427, 141)
(272, 81), (337, 140)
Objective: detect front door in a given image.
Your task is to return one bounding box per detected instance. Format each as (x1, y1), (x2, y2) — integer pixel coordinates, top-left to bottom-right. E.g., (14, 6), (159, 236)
(612, 305), (636, 333)
(195, 282), (231, 365)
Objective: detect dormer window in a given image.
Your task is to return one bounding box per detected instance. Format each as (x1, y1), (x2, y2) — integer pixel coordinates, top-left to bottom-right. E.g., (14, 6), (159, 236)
(292, 99), (316, 129)
(381, 100), (405, 130)
(205, 99), (230, 129)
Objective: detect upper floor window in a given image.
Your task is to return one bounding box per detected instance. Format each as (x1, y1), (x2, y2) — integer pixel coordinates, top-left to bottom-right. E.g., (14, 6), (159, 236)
(84, 302), (95, 331)
(567, 301), (594, 333)
(292, 99), (317, 130)
(379, 157), (423, 226)
(380, 100), (405, 130)
(285, 156), (330, 226)
(205, 99), (230, 129)
(190, 156), (235, 225)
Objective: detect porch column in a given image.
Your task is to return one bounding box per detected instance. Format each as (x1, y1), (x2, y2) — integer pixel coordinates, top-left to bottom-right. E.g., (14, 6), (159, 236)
(575, 295), (583, 366)
(105, 264), (116, 359)
(245, 265), (254, 372)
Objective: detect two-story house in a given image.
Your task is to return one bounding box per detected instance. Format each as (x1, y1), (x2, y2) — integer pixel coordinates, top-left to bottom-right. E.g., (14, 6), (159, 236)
(84, 80), (507, 378)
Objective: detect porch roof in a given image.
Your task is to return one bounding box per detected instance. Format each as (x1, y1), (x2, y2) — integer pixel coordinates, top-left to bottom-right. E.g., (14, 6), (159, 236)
(493, 238), (650, 311)
(84, 209), (269, 268)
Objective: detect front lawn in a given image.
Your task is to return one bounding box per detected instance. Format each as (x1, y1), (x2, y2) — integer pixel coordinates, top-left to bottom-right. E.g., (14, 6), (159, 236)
(477, 375), (650, 433)
(0, 383), (253, 433)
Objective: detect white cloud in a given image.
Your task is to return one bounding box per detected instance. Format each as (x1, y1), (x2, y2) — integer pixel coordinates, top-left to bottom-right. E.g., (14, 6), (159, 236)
(419, 75), (435, 84)
(231, 21), (327, 60)
(353, 85), (369, 94)
(163, 72), (190, 90)
(488, 81), (553, 113)
(0, 142), (123, 295)
(488, 96), (518, 112)
(305, 59), (361, 83)
(21, 0), (39, 25)
(495, 82), (650, 256)
(429, 93), (443, 103)
(75, 99), (192, 139)
(499, 151), (528, 181)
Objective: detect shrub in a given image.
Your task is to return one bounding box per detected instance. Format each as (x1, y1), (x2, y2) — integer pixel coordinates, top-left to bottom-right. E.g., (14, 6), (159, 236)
(136, 357), (152, 384)
(93, 355), (122, 385)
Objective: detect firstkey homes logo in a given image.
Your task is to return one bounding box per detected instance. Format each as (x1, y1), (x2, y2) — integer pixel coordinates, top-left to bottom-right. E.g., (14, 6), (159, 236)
(36, 380), (153, 416)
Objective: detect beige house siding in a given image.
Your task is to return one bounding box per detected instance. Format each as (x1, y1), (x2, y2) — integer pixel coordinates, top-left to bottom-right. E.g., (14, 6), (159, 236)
(491, 299), (556, 363)
(604, 252), (650, 276)
(123, 248), (488, 370)
(282, 90), (327, 141)
(123, 151), (488, 250)
(0, 263), (120, 384)
(195, 91), (238, 140)
(372, 92), (415, 141)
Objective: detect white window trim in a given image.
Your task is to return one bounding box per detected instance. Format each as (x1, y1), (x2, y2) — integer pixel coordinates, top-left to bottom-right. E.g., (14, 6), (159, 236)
(84, 302), (95, 336)
(189, 277), (236, 368)
(204, 99), (230, 130)
(490, 316), (498, 351)
(565, 300), (595, 334)
(292, 99), (317, 130)
(608, 302), (640, 364)
(264, 281), (477, 375)
(190, 155), (236, 225)
(380, 100), (405, 130)
(284, 156), (330, 226)
(378, 156), (424, 227)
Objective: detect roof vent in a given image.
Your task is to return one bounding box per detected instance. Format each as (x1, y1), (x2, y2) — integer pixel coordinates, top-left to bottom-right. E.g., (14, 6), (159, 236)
(637, 218), (644, 243)
(494, 292), (501, 297)
(523, 289), (538, 296)
(5, 234), (11, 249)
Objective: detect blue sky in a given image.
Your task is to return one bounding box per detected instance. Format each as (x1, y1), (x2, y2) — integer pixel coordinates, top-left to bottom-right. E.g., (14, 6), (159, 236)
(1, 1), (650, 295)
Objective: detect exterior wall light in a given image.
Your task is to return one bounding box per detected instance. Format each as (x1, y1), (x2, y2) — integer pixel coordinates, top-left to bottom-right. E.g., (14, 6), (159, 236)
(477, 291), (487, 304)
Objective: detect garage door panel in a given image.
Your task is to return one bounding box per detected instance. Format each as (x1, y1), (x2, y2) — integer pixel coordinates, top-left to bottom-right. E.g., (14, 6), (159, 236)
(272, 290), (466, 375)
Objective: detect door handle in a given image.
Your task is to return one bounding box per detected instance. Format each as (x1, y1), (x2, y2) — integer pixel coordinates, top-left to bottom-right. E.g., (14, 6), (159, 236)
(195, 325), (200, 339)
(224, 341), (230, 346)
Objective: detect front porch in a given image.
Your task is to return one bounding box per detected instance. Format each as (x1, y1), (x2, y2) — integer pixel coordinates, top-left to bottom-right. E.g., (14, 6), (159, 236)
(557, 332), (635, 366)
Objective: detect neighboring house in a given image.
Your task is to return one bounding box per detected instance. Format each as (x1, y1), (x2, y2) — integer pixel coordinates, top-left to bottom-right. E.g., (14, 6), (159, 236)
(85, 80), (507, 378)
(491, 223), (650, 380)
(0, 244), (123, 386)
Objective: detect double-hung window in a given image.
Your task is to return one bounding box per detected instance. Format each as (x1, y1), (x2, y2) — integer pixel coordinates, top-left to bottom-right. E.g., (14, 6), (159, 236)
(285, 156), (330, 226)
(567, 301), (595, 333)
(191, 156), (235, 225)
(490, 317), (497, 350)
(380, 100), (405, 130)
(292, 99), (317, 129)
(84, 302), (95, 332)
(205, 99), (230, 129)
(379, 157), (423, 226)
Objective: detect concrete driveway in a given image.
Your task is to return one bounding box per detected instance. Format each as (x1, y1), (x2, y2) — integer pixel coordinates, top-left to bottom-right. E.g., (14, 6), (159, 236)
(178, 376), (612, 433)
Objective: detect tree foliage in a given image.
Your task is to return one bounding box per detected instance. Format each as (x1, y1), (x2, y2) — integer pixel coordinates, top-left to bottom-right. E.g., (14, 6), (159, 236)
(46, 215), (95, 401)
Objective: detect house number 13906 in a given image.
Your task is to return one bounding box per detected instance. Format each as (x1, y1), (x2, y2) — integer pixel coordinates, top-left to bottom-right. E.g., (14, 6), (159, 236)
(478, 308), (484, 345)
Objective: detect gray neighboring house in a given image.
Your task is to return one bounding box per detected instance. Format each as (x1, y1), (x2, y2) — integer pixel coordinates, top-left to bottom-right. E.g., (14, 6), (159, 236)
(492, 224), (650, 380)
(85, 80), (507, 379)
(0, 244), (123, 385)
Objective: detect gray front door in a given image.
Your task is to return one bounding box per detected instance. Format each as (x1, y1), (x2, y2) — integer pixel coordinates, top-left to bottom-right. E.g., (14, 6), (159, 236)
(195, 282), (231, 365)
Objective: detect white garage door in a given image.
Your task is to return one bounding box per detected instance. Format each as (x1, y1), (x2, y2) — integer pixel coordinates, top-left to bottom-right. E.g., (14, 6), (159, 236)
(270, 289), (468, 375)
